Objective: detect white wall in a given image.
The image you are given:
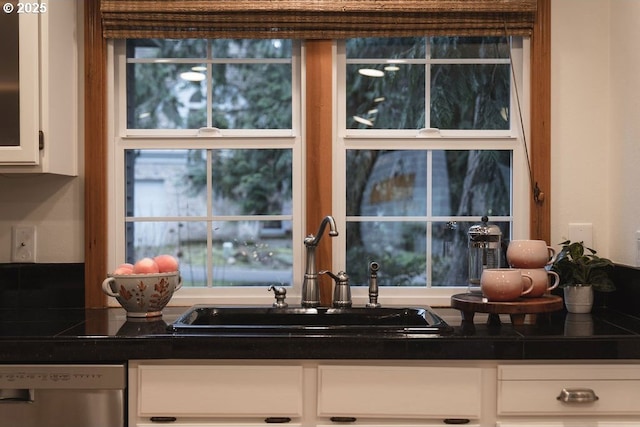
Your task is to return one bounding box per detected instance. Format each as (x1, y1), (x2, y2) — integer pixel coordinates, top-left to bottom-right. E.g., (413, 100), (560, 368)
(1, 0), (639, 265)
(551, 0), (611, 252)
(0, 1), (84, 263)
(608, 0), (640, 265)
(0, 174), (84, 262)
(551, 0), (640, 265)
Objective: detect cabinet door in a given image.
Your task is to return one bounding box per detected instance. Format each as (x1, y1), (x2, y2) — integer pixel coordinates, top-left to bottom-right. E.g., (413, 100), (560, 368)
(317, 365), (482, 420)
(137, 364), (303, 418)
(318, 424), (482, 427)
(0, 12), (39, 165)
(137, 424), (303, 427)
(497, 423), (640, 427)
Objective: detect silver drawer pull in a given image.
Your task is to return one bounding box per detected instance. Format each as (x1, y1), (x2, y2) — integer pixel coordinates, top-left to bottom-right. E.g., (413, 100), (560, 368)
(557, 388), (599, 403)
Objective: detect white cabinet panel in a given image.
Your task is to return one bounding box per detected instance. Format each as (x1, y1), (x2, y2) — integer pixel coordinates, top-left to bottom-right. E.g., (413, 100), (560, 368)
(498, 422), (640, 427)
(317, 365), (482, 420)
(318, 425), (482, 427)
(137, 364), (303, 418)
(137, 424), (302, 427)
(498, 364), (640, 417)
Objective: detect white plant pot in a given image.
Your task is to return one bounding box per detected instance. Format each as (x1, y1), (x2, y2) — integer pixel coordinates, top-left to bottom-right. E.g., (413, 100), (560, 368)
(563, 285), (594, 314)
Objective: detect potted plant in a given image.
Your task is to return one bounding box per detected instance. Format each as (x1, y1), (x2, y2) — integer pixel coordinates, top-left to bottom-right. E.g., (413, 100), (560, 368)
(551, 240), (615, 313)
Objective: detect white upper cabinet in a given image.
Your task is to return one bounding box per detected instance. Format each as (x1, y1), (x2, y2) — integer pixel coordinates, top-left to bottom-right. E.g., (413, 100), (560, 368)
(0, 1), (78, 175)
(0, 12), (38, 164)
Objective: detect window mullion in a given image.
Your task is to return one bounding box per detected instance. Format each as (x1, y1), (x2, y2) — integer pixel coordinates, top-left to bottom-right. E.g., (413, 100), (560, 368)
(206, 63), (213, 128)
(425, 38), (432, 129)
(425, 150), (433, 288)
(206, 149), (214, 288)
(206, 40), (213, 128)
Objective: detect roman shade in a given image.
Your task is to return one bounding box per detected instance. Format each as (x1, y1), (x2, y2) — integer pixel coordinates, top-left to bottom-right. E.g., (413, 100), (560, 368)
(100, 0), (538, 39)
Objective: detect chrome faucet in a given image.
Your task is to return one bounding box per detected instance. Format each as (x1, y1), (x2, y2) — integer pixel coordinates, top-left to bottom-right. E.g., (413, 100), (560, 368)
(301, 215), (338, 307)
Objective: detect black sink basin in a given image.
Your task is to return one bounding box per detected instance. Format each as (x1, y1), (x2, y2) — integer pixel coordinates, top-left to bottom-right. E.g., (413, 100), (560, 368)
(168, 306), (453, 335)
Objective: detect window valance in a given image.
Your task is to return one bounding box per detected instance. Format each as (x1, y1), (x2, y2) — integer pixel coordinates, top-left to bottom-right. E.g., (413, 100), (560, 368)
(101, 0), (537, 39)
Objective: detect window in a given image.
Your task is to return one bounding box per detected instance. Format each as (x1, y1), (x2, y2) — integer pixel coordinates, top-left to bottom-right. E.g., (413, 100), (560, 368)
(91, 1), (547, 308)
(334, 37), (530, 306)
(109, 39), (302, 304)
(109, 36), (530, 307)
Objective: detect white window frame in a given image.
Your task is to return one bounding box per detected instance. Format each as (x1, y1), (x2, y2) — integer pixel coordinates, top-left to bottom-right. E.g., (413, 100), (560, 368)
(332, 38), (531, 307)
(106, 37), (531, 308)
(107, 40), (306, 307)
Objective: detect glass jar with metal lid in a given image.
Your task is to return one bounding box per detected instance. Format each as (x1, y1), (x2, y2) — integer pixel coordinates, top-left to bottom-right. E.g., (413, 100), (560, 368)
(468, 216), (502, 293)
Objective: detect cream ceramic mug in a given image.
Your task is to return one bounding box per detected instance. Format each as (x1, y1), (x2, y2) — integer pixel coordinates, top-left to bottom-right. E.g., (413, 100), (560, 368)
(518, 268), (560, 298)
(481, 268), (534, 302)
(506, 240), (557, 268)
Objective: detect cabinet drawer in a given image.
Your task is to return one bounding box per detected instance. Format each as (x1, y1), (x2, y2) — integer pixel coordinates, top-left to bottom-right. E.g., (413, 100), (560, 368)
(137, 364), (303, 418)
(317, 365), (482, 419)
(496, 423), (640, 427)
(498, 364), (640, 416)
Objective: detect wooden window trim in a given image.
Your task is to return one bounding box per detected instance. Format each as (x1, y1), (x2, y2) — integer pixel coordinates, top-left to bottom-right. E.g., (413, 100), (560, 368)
(530, 0), (551, 242)
(85, 0), (108, 308)
(84, 0), (551, 307)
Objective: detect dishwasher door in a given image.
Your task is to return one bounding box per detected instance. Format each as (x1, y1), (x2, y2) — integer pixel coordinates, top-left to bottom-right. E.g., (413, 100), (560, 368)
(0, 364), (125, 427)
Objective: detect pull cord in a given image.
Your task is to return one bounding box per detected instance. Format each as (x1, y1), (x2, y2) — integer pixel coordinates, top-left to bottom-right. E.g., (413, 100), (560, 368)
(505, 22), (544, 205)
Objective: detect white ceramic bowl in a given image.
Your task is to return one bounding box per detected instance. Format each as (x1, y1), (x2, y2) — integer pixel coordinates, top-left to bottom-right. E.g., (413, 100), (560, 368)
(102, 272), (182, 317)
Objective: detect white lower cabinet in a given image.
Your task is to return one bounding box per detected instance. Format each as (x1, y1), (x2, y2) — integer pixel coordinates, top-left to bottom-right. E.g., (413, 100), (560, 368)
(317, 364), (483, 425)
(497, 423), (640, 427)
(129, 360), (640, 426)
(497, 363), (640, 426)
(129, 360), (487, 426)
(130, 361), (304, 426)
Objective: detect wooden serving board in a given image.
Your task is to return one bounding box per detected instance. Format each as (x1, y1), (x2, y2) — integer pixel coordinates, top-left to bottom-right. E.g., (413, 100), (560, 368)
(450, 293), (564, 325)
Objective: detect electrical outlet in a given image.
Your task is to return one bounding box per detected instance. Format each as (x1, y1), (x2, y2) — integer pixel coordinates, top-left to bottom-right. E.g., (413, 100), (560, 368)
(11, 225), (36, 263)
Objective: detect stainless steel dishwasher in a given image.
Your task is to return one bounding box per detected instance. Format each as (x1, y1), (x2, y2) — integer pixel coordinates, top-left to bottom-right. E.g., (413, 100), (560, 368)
(0, 364), (125, 427)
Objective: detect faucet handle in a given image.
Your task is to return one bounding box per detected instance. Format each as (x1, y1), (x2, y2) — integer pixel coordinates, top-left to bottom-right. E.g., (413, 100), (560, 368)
(268, 285), (288, 308)
(319, 270), (339, 282)
(320, 270), (352, 308)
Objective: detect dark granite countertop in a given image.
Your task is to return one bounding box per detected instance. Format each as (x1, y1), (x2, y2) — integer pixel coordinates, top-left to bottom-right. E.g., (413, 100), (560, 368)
(2, 305), (640, 363)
